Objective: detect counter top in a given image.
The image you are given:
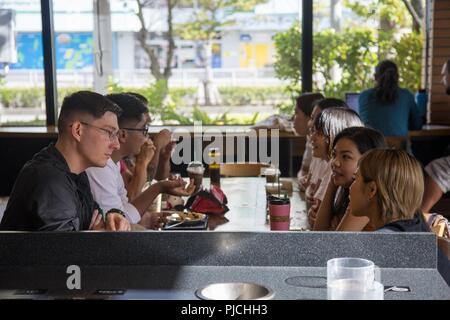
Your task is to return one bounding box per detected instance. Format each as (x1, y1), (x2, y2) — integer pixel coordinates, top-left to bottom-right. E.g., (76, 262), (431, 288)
(0, 265), (448, 300)
(0, 231), (448, 299)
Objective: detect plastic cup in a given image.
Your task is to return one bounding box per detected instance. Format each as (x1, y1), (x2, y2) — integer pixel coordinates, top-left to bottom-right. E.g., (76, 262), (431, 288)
(327, 257), (383, 300)
(187, 161), (205, 193)
(262, 167), (280, 183)
(328, 279), (384, 300)
(268, 197), (290, 231)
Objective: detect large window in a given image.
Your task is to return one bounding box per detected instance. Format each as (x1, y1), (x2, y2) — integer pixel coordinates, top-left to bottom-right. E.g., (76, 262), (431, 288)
(311, 0), (424, 98)
(0, 0), (46, 126)
(105, 0), (300, 125)
(0, 0), (425, 127)
(53, 0), (94, 115)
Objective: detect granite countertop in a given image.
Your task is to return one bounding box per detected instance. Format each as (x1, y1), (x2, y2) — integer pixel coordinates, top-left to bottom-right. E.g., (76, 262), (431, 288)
(0, 231), (448, 300)
(0, 265), (448, 300)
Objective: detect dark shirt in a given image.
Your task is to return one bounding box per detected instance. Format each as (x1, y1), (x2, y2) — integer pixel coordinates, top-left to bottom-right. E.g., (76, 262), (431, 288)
(0, 144), (98, 231)
(378, 213), (450, 286)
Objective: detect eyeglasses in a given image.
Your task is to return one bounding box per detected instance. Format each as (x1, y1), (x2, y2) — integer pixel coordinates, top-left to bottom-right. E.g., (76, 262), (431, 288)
(121, 124), (150, 137)
(79, 121), (120, 142)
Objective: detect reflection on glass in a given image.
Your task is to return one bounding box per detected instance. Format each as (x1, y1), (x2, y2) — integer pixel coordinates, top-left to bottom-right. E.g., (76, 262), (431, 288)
(0, 1), (46, 126)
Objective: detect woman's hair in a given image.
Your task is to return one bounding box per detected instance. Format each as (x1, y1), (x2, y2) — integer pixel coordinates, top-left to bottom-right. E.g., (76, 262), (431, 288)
(332, 127), (387, 155)
(313, 108), (364, 157)
(296, 92), (324, 117)
(331, 127), (387, 219)
(374, 60), (399, 104)
(358, 149), (424, 223)
(315, 98), (349, 111)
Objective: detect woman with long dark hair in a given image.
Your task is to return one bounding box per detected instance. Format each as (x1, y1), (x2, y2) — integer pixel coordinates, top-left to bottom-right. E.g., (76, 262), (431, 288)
(313, 127), (387, 231)
(358, 60), (422, 137)
(307, 107), (364, 228)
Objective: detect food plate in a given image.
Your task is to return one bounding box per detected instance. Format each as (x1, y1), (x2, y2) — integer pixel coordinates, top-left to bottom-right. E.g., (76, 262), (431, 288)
(162, 211), (208, 230)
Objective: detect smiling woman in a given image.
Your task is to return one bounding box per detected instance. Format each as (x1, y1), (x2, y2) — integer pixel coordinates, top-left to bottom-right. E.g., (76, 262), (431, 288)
(306, 107), (363, 229)
(313, 127), (387, 232)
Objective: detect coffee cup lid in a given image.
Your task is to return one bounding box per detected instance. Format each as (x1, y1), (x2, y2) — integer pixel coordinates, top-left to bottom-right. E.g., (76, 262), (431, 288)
(269, 197), (290, 205)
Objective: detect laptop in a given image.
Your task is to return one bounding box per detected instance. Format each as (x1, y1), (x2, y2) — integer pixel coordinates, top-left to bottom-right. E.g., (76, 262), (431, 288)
(345, 92), (360, 114)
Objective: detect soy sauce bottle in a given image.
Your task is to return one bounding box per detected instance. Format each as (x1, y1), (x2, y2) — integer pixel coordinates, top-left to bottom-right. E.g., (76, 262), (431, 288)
(208, 147), (221, 187)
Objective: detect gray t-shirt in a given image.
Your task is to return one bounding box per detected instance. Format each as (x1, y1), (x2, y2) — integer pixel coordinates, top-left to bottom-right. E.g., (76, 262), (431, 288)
(425, 156), (450, 193)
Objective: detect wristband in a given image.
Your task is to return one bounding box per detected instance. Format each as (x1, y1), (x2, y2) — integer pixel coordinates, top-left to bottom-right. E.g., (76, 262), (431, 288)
(105, 208), (127, 221)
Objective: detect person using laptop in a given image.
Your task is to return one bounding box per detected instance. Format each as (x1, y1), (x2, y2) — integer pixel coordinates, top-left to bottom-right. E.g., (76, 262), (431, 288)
(358, 60), (422, 137)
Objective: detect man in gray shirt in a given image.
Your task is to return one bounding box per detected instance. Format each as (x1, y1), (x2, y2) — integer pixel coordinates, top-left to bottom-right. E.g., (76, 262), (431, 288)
(421, 59), (450, 213)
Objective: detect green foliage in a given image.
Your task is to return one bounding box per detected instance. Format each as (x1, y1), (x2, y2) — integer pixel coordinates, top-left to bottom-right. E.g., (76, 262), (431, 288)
(218, 86), (289, 106)
(392, 32), (423, 91)
(273, 83), (301, 116)
(273, 22), (301, 84)
(2, 118), (45, 126)
(343, 0), (414, 29)
(0, 87), (44, 108)
(316, 28), (379, 97)
(0, 82), (286, 126)
(274, 25), (423, 101)
(176, 0), (267, 41)
(107, 76), (124, 93)
(273, 0), (424, 107)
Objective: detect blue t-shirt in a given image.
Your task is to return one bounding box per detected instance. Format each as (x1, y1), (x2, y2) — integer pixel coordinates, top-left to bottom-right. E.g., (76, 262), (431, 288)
(358, 88), (423, 136)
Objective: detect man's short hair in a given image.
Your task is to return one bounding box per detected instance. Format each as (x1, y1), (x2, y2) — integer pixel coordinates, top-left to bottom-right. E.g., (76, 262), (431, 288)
(58, 91), (122, 134)
(105, 93), (148, 127)
(124, 92), (148, 105)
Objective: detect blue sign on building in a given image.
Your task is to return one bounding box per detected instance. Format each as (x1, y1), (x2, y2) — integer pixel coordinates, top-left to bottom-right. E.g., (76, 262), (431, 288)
(10, 32), (117, 70)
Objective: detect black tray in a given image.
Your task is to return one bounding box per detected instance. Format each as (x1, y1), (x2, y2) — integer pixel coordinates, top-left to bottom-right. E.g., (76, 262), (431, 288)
(162, 215), (208, 230)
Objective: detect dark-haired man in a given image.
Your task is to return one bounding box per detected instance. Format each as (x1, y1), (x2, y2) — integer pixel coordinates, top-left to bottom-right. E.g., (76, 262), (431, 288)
(87, 93), (194, 228)
(121, 92), (174, 199)
(0, 91), (130, 231)
(422, 59), (450, 213)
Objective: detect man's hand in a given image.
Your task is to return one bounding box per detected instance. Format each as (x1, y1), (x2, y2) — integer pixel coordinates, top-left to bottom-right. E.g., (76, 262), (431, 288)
(138, 211), (170, 230)
(298, 172), (311, 192)
(135, 139), (156, 167)
(158, 177), (195, 197)
(153, 129), (171, 150)
(105, 212), (131, 231)
(160, 141), (176, 160)
(89, 209), (104, 230)
(307, 200), (320, 228)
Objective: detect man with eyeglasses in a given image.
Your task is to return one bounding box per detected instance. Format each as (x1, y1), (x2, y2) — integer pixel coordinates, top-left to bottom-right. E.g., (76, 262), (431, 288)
(0, 91), (131, 231)
(122, 92), (174, 200)
(86, 93), (195, 228)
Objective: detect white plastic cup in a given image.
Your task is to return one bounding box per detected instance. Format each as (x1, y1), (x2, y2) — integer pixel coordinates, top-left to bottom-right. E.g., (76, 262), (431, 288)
(328, 279), (384, 300)
(148, 193), (162, 212)
(327, 257), (383, 300)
